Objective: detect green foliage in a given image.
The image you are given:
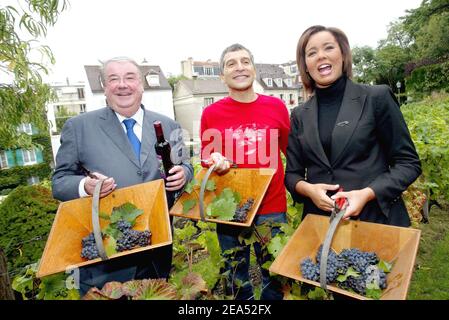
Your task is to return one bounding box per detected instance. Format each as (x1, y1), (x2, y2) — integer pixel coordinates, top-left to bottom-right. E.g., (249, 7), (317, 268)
(206, 188), (239, 220)
(167, 74), (188, 91)
(12, 263), (79, 300)
(0, 133), (53, 193)
(0, 185), (59, 272)
(55, 106), (77, 133)
(402, 95), (449, 201)
(0, 0), (68, 149)
(406, 61), (449, 100)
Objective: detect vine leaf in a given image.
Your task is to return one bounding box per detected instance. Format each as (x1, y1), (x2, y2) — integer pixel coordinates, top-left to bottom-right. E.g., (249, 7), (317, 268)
(184, 178), (198, 194)
(133, 279), (177, 300)
(336, 267), (360, 282)
(182, 199), (197, 213)
(205, 179), (216, 191)
(179, 272), (207, 300)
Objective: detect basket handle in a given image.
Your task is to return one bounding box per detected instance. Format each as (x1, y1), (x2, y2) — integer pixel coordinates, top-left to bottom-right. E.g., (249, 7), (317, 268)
(319, 210), (345, 290)
(199, 164), (216, 222)
(92, 179), (109, 261)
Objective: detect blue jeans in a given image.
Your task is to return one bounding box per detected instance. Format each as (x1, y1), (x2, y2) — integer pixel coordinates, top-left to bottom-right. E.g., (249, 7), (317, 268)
(216, 212), (287, 300)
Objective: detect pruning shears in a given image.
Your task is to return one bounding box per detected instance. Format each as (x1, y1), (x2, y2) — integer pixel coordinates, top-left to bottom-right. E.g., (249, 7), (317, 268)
(330, 187), (348, 222)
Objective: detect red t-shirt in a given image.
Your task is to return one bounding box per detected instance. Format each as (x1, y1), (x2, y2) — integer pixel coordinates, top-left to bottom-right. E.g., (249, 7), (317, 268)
(200, 94), (290, 215)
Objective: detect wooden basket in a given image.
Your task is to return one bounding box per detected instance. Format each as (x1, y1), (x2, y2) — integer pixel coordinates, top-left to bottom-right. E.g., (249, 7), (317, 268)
(269, 214), (421, 300)
(37, 180), (172, 278)
(170, 168), (275, 227)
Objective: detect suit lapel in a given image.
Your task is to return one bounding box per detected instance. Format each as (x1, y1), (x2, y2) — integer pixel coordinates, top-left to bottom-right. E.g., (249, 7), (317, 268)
(330, 80), (367, 166)
(98, 108), (141, 168)
(303, 96), (331, 168)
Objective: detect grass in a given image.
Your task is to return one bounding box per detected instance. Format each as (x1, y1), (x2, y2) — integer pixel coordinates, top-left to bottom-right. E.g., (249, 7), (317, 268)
(408, 202), (449, 300)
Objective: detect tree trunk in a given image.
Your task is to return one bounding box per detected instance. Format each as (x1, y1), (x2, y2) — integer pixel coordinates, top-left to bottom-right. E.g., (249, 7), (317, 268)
(0, 248), (15, 300)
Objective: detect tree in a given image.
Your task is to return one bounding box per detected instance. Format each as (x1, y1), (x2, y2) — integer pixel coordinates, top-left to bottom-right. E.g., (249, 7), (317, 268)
(352, 46), (378, 84)
(167, 74), (187, 91)
(0, 0), (68, 150)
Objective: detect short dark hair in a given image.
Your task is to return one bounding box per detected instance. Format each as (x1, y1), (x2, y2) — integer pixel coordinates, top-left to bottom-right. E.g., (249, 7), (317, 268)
(296, 25), (353, 94)
(219, 43), (255, 74)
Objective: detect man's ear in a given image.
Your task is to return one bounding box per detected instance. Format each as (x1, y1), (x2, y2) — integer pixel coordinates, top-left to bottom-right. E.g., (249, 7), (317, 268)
(220, 74), (225, 84)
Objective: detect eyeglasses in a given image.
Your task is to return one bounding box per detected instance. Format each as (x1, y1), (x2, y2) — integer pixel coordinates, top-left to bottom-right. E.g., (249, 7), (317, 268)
(106, 74), (140, 85)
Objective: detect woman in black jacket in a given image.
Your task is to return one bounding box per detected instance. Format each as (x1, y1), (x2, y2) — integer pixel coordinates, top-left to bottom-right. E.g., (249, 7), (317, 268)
(285, 25), (421, 227)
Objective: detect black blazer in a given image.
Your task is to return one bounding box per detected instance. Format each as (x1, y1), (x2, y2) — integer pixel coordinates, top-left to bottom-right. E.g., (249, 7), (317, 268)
(285, 79), (421, 227)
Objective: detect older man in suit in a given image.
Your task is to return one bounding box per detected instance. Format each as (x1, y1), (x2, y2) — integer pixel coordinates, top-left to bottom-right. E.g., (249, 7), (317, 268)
(52, 57), (193, 295)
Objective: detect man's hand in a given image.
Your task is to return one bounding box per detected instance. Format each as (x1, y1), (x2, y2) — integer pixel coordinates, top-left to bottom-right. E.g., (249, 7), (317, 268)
(84, 172), (116, 198)
(209, 152), (231, 173)
(165, 165), (186, 191)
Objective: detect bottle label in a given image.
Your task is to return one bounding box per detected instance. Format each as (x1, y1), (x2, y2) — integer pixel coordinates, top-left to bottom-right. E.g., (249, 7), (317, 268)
(156, 155), (166, 179)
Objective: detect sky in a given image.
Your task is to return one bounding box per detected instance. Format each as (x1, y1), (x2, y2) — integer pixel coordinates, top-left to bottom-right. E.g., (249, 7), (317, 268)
(38, 0), (423, 83)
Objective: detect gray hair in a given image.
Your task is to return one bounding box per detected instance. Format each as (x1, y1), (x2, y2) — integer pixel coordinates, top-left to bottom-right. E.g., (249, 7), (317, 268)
(100, 56), (143, 84)
(219, 43), (255, 74)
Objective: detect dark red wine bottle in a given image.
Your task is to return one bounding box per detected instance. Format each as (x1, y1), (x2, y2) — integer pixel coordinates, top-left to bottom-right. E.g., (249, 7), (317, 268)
(153, 121), (174, 179)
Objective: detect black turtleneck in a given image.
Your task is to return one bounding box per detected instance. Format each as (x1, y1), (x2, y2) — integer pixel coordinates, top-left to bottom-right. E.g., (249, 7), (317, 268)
(315, 75), (347, 161)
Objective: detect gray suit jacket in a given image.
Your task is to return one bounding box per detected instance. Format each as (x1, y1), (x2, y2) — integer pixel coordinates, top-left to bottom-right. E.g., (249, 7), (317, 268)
(52, 105), (193, 203)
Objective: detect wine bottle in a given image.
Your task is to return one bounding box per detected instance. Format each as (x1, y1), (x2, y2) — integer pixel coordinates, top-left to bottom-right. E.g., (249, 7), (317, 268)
(153, 121), (174, 179)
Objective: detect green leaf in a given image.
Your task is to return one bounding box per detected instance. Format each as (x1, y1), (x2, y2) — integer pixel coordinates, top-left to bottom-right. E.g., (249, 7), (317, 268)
(105, 237), (118, 256)
(366, 287), (382, 300)
(336, 267), (360, 282)
(113, 203), (144, 223)
(102, 224), (121, 239)
(182, 199), (197, 213)
(267, 234), (288, 258)
(205, 179), (216, 191)
(184, 179), (198, 194)
(206, 197), (236, 220)
(378, 260), (393, 273)
(99, 212), (110, 220)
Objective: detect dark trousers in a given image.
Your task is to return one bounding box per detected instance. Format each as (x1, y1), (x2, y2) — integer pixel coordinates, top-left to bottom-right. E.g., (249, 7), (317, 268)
(216, 213), (286, 300)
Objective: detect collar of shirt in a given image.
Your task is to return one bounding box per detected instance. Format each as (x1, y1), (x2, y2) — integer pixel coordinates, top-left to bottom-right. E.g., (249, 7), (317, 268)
(115, 107), (144, 141)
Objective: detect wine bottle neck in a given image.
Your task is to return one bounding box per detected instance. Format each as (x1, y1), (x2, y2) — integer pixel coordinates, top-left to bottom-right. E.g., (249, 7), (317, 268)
(153, 121), (166, 142)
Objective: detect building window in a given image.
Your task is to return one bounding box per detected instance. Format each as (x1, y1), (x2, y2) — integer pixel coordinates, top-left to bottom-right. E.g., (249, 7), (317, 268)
(204, 97), (214, 108)
(290, 65), (297, 74)
(280, 94), (284, 102)
(77, 87), (85, 99)
(213, 67), (220, 75)
(285, 78), (292, 87)
(204, 67), (213, 76)
(22, 149), (37, 165)
(265, 78), (273, 87)
(80, 104), (86, 113)
(289, 93), (294, 105)
(27, 176), (40, 185)
(146, 74), (160, 87)
(275, 78), (283, 87)
(193, 66), (203, 76)
(18, 123), (33, 135)
(0, 151), (8, 169)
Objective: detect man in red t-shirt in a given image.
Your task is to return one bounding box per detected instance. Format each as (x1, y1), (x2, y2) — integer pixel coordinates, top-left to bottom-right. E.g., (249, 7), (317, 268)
(200, 43), (290, 300)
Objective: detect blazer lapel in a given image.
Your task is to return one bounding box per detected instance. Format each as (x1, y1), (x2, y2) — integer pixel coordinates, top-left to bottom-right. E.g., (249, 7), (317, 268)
(98, 108), (141, 168)
(330, 80), (367, 166)
(303, 96), (331, 168)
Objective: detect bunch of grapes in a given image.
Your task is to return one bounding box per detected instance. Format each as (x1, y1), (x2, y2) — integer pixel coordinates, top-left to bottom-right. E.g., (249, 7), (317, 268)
(115, 219), (151, 252)
(81, 219), (152, 259)
(81, 232), (101, 260)
(232, 198), (255, 222)
(299, 244), (387, 296)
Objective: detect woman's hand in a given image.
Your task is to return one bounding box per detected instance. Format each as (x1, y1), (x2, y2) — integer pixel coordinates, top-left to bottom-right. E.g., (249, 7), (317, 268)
(331, 187), (376, 220)
(296, 181), (340, 212)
